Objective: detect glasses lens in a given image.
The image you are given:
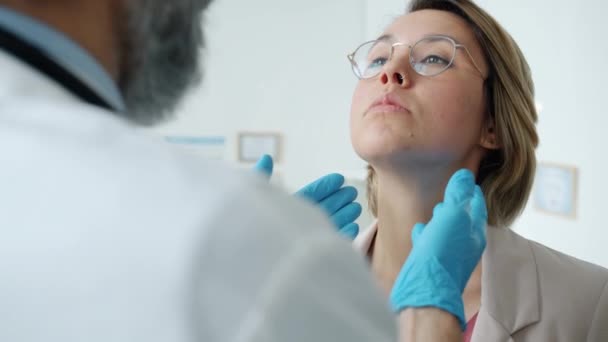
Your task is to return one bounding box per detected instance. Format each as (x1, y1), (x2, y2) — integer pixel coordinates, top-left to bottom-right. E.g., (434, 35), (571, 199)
(410, 36), (456, 76)
(352, 40), (391, 79)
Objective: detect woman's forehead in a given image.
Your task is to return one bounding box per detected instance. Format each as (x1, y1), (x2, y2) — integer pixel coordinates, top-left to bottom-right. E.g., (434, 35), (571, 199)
(382, 9), (477, 46)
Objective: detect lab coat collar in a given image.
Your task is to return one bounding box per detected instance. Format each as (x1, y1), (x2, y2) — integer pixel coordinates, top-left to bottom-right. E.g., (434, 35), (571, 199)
(0, 11), (121, 112)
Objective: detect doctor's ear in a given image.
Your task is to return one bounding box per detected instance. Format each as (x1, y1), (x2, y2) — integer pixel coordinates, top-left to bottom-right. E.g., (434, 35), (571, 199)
(479, 116), (500, 150)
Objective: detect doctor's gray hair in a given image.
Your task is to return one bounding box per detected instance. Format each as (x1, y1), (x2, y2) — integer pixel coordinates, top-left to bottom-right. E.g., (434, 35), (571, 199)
(117, 0), (213, 125)
(366, 0), (539, 228)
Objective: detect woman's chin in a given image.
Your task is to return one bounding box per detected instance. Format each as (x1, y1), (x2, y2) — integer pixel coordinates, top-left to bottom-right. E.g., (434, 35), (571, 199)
(353, 135), (462, 169)
(352, 135), (413, 163)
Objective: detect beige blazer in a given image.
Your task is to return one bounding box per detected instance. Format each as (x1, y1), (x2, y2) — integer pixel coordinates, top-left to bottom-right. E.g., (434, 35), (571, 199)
(355, 222), (608, 341)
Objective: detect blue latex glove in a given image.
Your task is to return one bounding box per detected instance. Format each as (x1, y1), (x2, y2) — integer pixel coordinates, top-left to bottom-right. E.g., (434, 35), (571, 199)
(389, 169), (487, 331)
(253, 155), (362, 239)
(253, 154), (274, 179)
(295, 173), (362, 239)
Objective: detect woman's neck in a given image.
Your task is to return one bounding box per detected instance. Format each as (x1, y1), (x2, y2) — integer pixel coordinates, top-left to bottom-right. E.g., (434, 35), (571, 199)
(368, 165), (483, 320)
(370, 167), (450, 294)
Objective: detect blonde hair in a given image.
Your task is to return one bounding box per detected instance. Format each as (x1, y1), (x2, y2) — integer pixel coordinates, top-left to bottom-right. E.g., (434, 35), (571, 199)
(366, 0), (538, 227)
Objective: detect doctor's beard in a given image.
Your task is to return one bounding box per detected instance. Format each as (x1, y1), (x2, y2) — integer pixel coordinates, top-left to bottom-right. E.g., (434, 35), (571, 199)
(117, 0), (212, 125)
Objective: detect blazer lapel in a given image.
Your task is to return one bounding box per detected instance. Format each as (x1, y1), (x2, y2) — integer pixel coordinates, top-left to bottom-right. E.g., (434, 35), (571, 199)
(471, 307), (514, 341)
(355, 222), (541, 340)
(472, 227), (541, 340)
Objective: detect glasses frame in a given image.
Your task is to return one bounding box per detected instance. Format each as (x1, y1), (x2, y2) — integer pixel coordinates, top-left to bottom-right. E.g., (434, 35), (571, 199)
(347, 34), (485, 80)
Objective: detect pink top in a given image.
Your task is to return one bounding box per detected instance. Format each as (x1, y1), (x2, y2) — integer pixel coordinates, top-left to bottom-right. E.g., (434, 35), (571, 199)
(464, 312), (479, 342)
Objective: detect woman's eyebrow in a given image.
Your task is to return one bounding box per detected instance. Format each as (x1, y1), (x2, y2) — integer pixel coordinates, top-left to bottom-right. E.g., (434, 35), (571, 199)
(375, 33), (463, 44)
(376, 33), (395, 41)
(425, 33), (463, 43)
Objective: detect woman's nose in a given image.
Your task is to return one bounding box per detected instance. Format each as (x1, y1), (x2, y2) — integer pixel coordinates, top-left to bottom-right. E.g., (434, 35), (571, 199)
(379, 71), (410, 87)
(378, 56), (411, 88)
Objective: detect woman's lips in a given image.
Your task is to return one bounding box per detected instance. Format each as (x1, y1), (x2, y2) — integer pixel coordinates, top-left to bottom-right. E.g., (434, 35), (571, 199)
(366, 94), (411, 115)
(367, 104), (409, 114)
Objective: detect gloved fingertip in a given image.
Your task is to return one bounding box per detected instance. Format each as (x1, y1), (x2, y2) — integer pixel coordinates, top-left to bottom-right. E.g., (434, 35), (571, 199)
(411, 222), (425, 245)
(444, 169), (475, 205)
(253, 154), (273, 178)
(326, 173), (345, 184)
(432, 202), (444, 217)
(471, 185), (488, 238)
(323, 174), (346, 192)
(471, 186), (487, 217)
(455, 168), (474, 178)
(351, 201), (362, 214)
(296, 173), (345, 201)
(340, 186), (358, 202)
(322, 186), (358, 208)
(340, 223), (359, 240)
(330, 202), (363, 228)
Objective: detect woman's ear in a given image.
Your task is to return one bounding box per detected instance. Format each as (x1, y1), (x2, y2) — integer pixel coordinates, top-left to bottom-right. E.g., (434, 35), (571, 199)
(479, 116), (500, 150)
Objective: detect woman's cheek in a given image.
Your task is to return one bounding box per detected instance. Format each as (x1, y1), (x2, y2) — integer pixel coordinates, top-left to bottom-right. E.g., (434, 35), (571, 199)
(350, 85), (367, 115)
(350, 85), (370, 130)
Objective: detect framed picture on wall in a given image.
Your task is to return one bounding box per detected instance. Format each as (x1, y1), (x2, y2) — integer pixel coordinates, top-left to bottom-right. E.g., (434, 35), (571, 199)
(533, 162), (578, 218)
(164, 135), (226, 160)
(237, 132), (282, 163)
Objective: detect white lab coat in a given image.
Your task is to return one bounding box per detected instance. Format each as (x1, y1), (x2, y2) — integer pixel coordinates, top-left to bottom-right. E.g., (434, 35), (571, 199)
(0, 50), (397, 341)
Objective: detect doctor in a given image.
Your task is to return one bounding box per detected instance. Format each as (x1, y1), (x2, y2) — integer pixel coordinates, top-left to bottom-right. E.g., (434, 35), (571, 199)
(0, 0), (485, 341)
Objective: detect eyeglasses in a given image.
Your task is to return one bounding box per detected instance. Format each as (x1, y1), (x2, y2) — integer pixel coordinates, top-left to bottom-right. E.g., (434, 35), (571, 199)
(347, 35), (485, 80)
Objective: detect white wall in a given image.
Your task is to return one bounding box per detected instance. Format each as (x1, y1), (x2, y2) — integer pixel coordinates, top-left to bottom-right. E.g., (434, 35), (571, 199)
(151, 0), (367, 188)
(150, 0), (380, 228)
(473, 0), (608, 267)
(363, 0), (408, 38)
(154, 0), (608, 267)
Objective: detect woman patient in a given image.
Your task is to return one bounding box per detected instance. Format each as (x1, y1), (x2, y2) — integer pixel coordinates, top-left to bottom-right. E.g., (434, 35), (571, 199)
(348, 0), (608, 340)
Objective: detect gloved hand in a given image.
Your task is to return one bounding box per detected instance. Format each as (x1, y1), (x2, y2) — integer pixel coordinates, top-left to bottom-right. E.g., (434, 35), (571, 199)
(389, 169), (487, 331)
(253, 155), (362, 239)
(253, 154), (274, 179)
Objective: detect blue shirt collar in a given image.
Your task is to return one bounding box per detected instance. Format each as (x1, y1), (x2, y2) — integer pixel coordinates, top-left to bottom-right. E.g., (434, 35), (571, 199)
(0, 5), (126, 112)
